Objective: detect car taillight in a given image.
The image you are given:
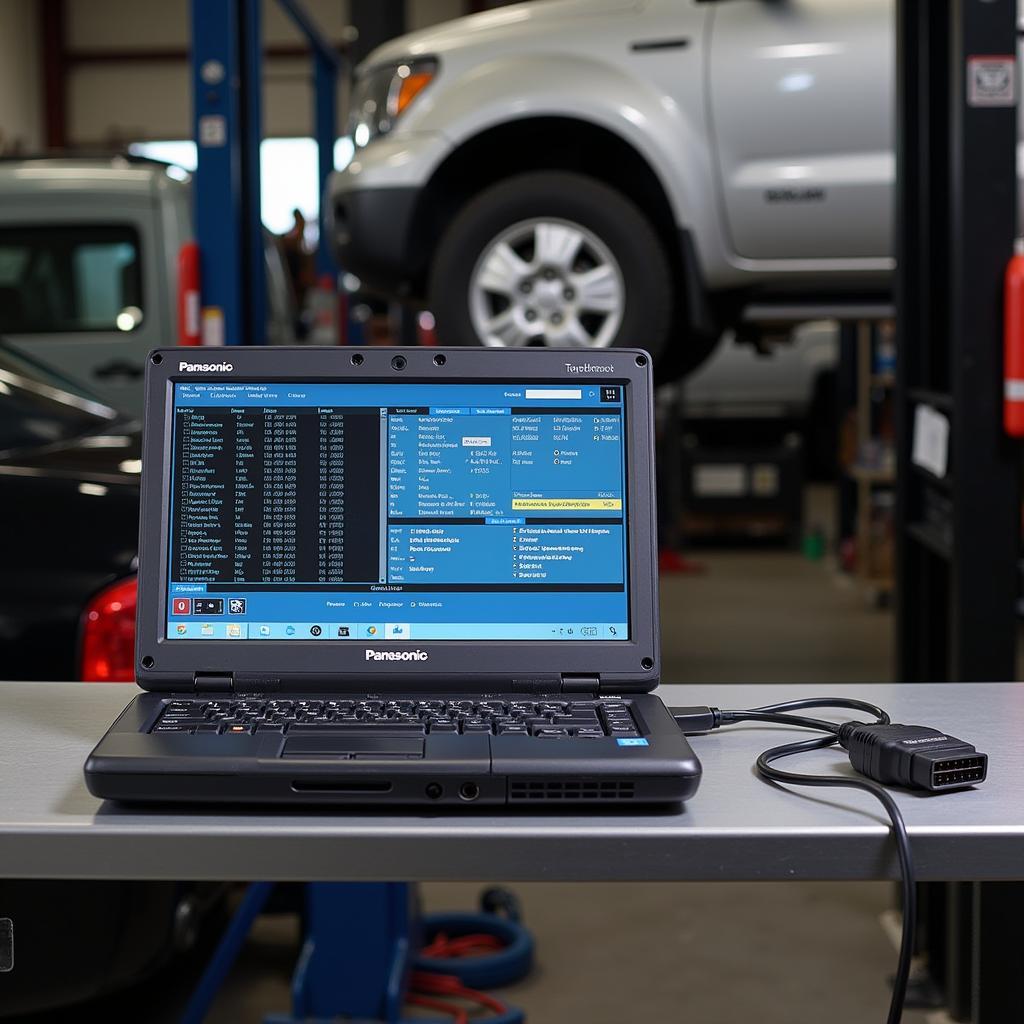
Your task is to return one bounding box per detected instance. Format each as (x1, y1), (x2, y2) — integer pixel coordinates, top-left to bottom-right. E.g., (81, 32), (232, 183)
(79, 576), (138, 682)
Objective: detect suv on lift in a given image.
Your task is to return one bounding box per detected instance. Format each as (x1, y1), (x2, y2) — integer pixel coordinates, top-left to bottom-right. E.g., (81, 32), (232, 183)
(327, 0), (1020, 377)
(0, 155), (295, 417)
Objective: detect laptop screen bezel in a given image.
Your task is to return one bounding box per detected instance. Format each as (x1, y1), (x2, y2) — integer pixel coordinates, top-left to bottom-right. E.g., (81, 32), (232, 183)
(134, 346), (660, 693)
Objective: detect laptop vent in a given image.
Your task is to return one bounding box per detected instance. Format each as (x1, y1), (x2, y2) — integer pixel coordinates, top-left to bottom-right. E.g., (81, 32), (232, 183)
(509, 780), (635, 802)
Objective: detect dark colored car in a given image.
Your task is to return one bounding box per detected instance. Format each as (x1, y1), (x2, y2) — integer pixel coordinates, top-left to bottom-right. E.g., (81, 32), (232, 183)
(0, 341), (140, 681)
(0, 342), (234, 1019)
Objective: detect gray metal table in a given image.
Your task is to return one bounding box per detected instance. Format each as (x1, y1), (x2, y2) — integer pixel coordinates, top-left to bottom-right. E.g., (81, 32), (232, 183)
(1, 681), (1021, 882)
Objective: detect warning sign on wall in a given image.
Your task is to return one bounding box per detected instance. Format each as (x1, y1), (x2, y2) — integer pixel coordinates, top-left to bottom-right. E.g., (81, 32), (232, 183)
(967, 55), (1016, 107)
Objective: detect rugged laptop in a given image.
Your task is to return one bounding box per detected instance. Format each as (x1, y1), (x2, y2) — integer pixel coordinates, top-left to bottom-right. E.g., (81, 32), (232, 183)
(84, 346), (701, 806)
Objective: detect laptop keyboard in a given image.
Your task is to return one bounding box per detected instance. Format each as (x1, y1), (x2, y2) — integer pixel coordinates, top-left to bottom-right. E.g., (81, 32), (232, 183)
(150, 698), (641, 738)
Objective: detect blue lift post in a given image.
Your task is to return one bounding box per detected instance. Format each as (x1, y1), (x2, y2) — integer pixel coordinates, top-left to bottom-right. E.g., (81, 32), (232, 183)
(191, 0), (267, 346)
(276, 0), (341, 281)
(284, 882), (417, 1023)
(186, 5), (417, 1020)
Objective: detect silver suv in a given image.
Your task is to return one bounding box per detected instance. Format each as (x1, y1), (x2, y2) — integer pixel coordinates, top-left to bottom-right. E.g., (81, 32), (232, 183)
(328, 0), (1020, 377)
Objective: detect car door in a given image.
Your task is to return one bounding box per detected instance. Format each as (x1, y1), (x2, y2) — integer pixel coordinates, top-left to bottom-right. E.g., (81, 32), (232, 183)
(706, 0), (893, 262)
(0, 195), (166, 417)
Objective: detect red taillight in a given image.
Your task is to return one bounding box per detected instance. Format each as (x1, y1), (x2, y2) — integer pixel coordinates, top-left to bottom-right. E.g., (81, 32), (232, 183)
(79, 576), (138, 682)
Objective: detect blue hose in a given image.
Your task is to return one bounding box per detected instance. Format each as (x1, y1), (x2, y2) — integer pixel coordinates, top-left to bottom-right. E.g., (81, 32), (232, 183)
(415, 911), (534, 989)
(403, 909), (533, 1023)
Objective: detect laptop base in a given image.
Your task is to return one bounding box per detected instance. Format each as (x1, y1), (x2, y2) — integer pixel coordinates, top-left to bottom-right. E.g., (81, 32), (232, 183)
(85, 692), (702, 807)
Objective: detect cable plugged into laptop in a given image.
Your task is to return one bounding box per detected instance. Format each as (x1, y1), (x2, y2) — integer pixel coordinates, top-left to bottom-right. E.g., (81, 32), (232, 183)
(670, 697), (988, 1024)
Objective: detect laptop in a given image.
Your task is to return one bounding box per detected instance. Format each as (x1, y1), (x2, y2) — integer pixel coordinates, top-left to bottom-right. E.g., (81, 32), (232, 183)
(84, 346), (702, 806)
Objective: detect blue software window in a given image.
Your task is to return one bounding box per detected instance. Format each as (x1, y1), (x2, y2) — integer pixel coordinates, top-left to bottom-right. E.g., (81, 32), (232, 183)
(166, 381), (629, 641)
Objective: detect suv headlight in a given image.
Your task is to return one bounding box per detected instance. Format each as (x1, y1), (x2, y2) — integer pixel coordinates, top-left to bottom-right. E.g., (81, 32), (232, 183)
(348, 58), (438, 147)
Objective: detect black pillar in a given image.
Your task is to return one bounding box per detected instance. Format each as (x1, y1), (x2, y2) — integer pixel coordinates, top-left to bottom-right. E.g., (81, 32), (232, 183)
(895, 0), (1019, 684)
(895, 2), (1020, 1020)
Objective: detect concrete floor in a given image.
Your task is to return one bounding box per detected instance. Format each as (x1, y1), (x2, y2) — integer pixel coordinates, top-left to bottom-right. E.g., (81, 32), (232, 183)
(200, 493), (931, 1023)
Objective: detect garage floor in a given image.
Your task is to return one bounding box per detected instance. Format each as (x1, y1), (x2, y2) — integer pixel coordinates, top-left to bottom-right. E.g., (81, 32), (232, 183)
(196, 490), (933, 1023)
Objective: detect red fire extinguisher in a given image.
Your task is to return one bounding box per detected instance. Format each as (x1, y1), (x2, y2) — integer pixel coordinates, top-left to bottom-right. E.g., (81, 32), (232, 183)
(177, 242), (201, 347)
(1004, 238), (1024, 436)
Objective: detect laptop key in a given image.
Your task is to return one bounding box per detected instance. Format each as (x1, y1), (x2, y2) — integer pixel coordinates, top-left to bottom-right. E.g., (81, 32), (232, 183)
(534, 727), (570, 738)
(552, 714), (600, 726)
(477, 701), (506, 714)
(428, 722), (458, 733)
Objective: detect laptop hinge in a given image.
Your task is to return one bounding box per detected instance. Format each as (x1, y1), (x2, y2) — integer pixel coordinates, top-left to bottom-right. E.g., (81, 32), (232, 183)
(194, 672), (233, 693)
(560, 674), (601, 695)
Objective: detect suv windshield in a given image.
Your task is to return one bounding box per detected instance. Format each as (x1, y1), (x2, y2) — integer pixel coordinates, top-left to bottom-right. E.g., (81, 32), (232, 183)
(0, 225), (143, 334)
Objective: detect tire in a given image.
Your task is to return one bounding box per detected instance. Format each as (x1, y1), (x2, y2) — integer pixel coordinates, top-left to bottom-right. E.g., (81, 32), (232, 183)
(428, 171), (674, 361)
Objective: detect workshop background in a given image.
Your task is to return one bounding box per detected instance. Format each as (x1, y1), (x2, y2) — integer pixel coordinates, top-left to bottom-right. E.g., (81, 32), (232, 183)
(0, 0), (1018, 1022)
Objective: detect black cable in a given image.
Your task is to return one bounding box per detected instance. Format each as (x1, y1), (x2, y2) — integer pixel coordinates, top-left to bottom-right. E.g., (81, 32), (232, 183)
(754, 731), (915, 1024)
(673, 697), (987, 1020)
(745, 695), (892, 722)
(718, 709), (846, 734)
(673, 697), (912, 1024)
(716, 696), (894, 738)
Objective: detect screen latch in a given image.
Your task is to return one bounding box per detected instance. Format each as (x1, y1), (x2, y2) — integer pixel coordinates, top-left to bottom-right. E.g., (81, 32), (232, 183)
(194, 672), (234, 693)
(560, 674), (601, 695)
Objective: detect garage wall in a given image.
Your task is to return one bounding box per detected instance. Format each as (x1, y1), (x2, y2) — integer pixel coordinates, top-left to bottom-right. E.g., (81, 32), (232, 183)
(65, 0), (469, 145)
(0, 0), (42, 152)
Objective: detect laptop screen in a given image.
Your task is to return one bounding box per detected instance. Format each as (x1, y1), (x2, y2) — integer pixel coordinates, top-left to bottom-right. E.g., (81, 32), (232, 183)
(165, 379), (630, 643)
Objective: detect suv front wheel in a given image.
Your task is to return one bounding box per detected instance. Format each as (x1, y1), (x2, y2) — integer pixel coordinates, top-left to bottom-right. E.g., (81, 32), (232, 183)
(429, 171), (673, 360)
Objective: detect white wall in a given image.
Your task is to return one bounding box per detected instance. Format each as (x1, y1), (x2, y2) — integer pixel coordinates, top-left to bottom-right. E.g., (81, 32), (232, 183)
(66, 0), (470, 145)
(0, 0), (42, 153)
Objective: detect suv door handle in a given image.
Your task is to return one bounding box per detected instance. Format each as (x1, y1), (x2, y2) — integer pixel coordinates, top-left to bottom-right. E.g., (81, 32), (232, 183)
(94, 360), (143, 380)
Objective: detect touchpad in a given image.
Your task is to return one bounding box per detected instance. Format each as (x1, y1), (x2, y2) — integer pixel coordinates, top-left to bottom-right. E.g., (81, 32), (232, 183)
(282, 736), (424, 759)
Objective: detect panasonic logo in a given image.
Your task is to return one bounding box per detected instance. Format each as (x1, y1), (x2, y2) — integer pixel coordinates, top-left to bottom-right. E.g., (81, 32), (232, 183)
(178, 361), (234, 372)
(365, 649), (428, 662)
(565, 362), (614, 373)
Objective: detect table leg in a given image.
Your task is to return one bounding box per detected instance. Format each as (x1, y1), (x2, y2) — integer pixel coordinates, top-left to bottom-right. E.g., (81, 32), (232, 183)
(970, 881), (1024, 1022)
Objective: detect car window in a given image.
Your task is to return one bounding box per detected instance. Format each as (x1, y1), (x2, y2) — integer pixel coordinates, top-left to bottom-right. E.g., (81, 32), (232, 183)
(0, 341), (120, 453)
(0, 225), (143, 335)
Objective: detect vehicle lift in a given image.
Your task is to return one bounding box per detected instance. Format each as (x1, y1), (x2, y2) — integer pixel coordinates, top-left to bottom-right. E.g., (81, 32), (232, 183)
(189, 0), (343, 348)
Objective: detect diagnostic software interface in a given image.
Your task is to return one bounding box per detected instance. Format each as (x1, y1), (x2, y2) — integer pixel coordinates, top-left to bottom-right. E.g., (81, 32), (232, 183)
(166, 380), (629, 642)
